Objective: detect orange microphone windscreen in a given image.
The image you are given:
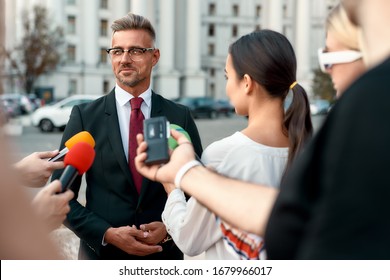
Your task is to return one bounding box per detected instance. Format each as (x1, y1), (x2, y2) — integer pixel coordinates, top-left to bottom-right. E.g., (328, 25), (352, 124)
(65, 131), (95, 149)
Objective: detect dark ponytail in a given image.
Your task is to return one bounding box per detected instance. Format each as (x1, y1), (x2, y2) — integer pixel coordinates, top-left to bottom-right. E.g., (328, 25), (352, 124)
(284, 82), (313, 173)
(229, 30), (313, 176)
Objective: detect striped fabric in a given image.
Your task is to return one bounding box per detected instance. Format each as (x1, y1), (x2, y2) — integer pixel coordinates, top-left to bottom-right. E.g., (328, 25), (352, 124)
(220, 221), (266, 260)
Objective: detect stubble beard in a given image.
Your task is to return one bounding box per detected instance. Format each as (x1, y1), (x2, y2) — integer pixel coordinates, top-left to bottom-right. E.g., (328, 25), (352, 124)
(117, 72), (146, 88)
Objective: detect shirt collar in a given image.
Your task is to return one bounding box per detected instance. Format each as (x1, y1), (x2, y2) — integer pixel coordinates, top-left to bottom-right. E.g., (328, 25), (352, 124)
(115, 84), (152, 108)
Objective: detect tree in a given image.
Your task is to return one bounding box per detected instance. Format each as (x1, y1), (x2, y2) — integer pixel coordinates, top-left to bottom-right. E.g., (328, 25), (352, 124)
(311, 67), (336, 102)
(1, 5), (64, 94)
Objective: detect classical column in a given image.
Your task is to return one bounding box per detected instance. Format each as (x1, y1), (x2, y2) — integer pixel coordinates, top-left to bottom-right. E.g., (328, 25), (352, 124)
(295, 0), (312, 93)
(80, 0), (99, 94)
(183, 0), (206, 97)
(112, 0), (130, 20)
(267, 0), (283, 32)
(154, 0), (180, 99)
(130, 0), (156, 38)
(81, 0), (98, 67)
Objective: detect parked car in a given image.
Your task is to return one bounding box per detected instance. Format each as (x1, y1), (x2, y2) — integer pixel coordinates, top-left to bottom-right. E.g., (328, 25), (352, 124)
(31, 94), (100, 132)
(310, 99), (331, 115)
(174, 97), (218, 119)
(27, 93), (42, 111)
(1, 98), (18, 119)
(214, 99), (235, 117)
(0, 93), (33, 115)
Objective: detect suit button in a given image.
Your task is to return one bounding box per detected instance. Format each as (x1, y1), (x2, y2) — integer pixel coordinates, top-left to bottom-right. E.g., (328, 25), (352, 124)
(137, 208), (143, 214)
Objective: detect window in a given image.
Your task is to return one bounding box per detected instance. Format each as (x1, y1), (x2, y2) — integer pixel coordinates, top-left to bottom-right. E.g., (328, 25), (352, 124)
(67, 16), (76, 34)
(100, 19), (108, 37)
(232, 25), (238, 37)
(210, 68), (215, 77)
(103, 80), (110, 93)
(209, 3), (216, 15)
(69, 79), (77, 95)
(100, 0), (108, 9)
(255, 24), (261, 31)
(67, 0), (76, 5)
(208, 24), (215, 37)
(232, 4), (239, 16)
(100, 48), (108, 64)
(208, 44), (215, 56)
(67, 45), (76, 62)
(256, 5), (262, 17)
(283, 4), (288, 18)
(209, 83), (215, 96)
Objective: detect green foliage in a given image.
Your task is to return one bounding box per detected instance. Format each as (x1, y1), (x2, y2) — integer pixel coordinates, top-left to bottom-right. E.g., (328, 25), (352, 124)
(311, 68), (336, 102)
(1, 5), (64, 93)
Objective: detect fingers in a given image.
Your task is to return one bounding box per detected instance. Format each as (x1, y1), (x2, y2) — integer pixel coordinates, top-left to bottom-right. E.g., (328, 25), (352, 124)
(37, 150), (60, 160)
(170, 129), (191, 144)
(133, 242), (162, 256)
(60, 189), (75, 201)
(136, 133), (144, 145)
(46, 180), (63, 194)
(49, 160), (65, 170)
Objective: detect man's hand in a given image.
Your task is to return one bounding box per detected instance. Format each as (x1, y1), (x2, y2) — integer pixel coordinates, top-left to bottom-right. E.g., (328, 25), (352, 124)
(104, 226), (163, 256)
(138, 221), (167, 245)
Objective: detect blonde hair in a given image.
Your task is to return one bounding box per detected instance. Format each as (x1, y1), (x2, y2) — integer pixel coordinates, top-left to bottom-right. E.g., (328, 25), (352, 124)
(326, 4), (362, 51)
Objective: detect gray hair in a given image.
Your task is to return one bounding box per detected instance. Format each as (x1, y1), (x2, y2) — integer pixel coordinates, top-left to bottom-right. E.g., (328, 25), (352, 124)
(111, 13), (156, 42)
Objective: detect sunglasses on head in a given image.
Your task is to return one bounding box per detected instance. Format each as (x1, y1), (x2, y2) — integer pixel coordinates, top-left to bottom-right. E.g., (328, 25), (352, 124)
(317, 48), (363, 73)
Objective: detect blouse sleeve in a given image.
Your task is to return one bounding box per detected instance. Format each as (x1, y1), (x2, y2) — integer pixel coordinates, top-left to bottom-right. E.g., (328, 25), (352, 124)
(162, 189), (222, 256)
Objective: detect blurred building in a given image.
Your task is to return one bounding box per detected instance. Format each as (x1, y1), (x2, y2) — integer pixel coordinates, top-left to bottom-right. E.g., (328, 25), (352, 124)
(3, 0), (337, 99)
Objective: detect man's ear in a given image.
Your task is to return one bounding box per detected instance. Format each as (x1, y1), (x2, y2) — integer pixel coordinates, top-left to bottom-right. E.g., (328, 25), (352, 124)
(152, 49), (160, 66)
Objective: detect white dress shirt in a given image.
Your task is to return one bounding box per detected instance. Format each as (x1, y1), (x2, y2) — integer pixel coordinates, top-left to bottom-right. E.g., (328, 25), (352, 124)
(115, 84), (152, 162)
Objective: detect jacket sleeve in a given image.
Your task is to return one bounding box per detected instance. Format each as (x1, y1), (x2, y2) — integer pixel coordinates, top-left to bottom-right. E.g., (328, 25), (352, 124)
(51, 105), (111, 257)
(181, 106), (203, 157)
(162, 189), (221, 256)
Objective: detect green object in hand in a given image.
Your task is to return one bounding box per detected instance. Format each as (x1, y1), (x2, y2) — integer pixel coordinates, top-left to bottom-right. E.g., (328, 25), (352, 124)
(168, 124), (191, 150)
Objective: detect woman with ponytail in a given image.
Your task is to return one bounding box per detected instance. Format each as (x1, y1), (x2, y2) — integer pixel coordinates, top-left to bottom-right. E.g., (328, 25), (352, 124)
(159, 29), (312, 260)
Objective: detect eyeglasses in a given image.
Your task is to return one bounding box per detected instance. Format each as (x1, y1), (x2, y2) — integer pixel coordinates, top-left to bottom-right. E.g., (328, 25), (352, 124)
(318, 48), (362, 73)
(106, 47), (155, 61)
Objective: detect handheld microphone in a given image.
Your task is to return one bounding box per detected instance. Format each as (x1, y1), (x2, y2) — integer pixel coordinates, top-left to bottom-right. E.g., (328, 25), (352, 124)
(48, 131), (95, 162)
(59, 141), (95, 192)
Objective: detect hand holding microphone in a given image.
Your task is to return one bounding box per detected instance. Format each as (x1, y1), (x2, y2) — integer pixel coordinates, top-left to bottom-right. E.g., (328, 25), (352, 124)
(48, 131), (95, 162)
(59, 141), (96, 192)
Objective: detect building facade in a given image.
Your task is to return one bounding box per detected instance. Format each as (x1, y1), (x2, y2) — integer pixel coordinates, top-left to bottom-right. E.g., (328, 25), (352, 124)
(3, 0), (337, 100)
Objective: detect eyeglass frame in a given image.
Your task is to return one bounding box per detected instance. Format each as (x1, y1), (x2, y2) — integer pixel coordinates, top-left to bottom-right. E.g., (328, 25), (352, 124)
(317, 48), (363, 73)
(106, 47), (155, 61)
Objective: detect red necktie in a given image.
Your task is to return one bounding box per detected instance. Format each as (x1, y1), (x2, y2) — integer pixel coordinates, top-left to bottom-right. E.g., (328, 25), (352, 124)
(129, 97), (144, 194)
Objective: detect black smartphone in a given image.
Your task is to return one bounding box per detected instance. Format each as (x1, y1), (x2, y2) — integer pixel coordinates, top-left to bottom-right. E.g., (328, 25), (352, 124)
(143, 116), (170, 165)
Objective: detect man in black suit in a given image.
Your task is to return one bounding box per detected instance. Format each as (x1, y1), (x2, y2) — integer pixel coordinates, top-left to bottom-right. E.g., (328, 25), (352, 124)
(51, 13), (202, 260)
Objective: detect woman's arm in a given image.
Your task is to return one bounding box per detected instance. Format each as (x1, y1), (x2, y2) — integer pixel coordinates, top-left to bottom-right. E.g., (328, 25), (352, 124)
(135, 130), (277, 236)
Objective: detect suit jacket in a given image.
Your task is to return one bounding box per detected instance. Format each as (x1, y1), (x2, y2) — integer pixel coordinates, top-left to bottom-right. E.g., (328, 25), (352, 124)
(52, 89), (203, 260)
(265, 57), (390, 259)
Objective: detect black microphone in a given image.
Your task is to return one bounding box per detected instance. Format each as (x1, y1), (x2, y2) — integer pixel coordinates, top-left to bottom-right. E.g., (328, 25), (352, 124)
(59, 142), (95, 192)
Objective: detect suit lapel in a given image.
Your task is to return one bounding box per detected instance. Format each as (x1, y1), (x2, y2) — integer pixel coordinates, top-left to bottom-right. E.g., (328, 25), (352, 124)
(104, 90), (138, 194)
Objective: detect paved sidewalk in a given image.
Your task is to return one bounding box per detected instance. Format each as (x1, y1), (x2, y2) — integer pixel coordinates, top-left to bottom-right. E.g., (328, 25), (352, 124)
(3, 115), (32, 136)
